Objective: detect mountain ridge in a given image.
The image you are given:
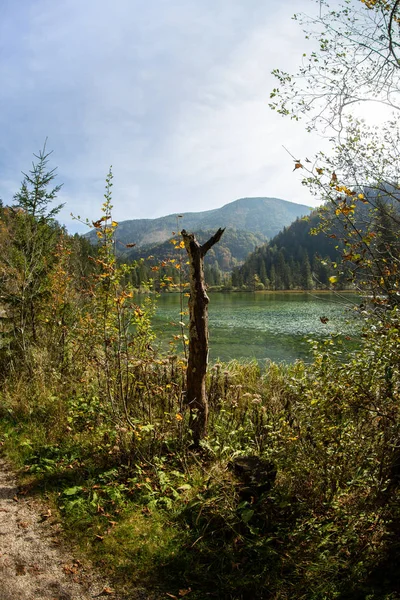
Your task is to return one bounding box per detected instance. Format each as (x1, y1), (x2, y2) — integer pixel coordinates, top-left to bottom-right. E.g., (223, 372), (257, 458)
(86, 197), (312, 249)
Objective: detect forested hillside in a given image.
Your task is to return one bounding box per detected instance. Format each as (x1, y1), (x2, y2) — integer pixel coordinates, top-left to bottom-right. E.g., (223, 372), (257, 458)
(232, 212), (340, 290)
(122, 228), (265, 289)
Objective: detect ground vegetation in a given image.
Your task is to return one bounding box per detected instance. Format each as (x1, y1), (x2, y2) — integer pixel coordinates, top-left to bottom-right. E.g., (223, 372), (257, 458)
(2, 3), (400, 596)
(0, 144), (399, 599)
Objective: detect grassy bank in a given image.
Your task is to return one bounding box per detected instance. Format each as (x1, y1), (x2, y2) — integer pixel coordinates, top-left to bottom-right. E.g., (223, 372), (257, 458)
(1, 164), (399, 599)
(1, 327), (400, 599)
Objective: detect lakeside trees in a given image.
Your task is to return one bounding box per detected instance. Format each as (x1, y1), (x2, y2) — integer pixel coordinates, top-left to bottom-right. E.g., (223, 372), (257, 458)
(270, 0), (400, 305)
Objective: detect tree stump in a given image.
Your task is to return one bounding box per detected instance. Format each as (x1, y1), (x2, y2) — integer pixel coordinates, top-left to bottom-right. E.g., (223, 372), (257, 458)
(181, 228), (225, 446)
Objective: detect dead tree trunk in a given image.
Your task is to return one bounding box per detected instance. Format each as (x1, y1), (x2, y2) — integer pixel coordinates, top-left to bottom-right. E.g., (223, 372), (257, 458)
(181, 227), (225, 446)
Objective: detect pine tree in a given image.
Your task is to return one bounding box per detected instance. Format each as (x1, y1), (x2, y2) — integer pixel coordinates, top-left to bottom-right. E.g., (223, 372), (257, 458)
(2, 144), (64, 357)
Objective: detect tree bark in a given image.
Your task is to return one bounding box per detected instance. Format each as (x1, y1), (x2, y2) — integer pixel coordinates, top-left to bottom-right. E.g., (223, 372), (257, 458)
(181, 228), (225, 446)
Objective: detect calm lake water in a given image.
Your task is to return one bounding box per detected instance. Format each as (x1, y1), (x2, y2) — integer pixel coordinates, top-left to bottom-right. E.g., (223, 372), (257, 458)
(152, 292), (360, 363)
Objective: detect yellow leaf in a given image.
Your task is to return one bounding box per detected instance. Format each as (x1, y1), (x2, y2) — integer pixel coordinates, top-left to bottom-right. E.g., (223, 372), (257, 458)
(175, 414), (183, 421)
(111, 221), (118, 227)
(179, 241), (185, 249)
(316, 167), (324, 175)
(329, 276), (338, 283)
(101, 587), (114, 595)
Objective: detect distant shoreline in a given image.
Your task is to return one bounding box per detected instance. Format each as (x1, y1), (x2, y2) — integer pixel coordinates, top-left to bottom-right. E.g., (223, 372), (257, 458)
(137, 288), (358, 295)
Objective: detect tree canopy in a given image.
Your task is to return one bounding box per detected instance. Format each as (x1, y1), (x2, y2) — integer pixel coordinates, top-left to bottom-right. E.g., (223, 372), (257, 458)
(271, 0), (400, 306)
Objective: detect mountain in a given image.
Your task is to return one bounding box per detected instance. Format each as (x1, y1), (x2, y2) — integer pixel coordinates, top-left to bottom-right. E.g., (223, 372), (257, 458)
(86, 197), (311, 250)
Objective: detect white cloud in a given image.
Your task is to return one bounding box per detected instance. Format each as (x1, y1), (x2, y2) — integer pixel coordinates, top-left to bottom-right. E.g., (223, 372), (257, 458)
(0, 0), (325, 231)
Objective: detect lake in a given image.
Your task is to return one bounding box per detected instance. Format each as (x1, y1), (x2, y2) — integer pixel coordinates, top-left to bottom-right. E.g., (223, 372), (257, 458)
(151, 291), (361, 363)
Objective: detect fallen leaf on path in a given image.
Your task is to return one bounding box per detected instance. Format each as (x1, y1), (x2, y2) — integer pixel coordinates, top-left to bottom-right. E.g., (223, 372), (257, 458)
(63, 563), (79, 575)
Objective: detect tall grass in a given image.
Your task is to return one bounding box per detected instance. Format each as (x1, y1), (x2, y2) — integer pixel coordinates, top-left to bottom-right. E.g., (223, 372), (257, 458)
(1, 322), (400, 599)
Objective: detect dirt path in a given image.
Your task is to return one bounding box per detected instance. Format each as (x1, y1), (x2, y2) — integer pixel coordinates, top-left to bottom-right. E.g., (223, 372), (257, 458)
(0, 459), (127, 600)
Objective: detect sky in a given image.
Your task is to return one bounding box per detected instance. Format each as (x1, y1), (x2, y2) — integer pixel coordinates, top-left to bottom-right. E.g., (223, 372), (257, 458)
(1, 0), (335, 233)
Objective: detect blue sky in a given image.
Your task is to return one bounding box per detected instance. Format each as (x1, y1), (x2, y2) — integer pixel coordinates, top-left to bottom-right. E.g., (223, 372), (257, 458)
(1, 0), (327, 233)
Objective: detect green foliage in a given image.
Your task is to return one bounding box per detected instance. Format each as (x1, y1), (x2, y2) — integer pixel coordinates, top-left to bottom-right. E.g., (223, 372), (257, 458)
(123, 227), (265, 282)
(2, 152), (400, 599)
(0, 145), (64, 360)
(84, 197), (315, 290)
(269, 1), (400, 306)
(3, 323), (400, 599)
(234, 212), (340, 290)
(13, 142), (64, 219)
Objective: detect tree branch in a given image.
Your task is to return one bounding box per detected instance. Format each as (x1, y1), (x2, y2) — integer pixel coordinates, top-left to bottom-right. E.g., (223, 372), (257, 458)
(388, 0), (400, 66)
(200, 228), (225, 257)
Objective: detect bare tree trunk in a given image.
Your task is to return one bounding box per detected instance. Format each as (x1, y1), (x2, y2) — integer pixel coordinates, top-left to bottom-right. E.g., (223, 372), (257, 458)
(181, 228), (225, 446)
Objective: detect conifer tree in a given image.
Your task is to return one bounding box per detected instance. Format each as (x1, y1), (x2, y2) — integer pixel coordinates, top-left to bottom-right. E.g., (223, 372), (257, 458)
(1, 144), (63, 359)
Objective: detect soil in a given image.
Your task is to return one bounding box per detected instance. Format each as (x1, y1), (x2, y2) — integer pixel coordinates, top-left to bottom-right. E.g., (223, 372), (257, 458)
(0, 459), (136, 600)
